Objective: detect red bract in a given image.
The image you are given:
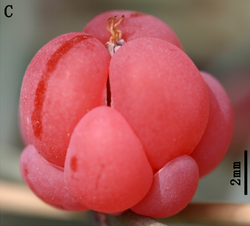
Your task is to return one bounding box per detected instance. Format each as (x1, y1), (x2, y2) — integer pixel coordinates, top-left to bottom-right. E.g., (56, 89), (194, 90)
(131, 155), (199, 218)
(190, 72), (234, 177)
(20, 145), (88, 211)
(20, 32), (110, 167)
(19, 10), (233, 217)
(109, 37), (209, 169)
(65, 106), (153, 213)
(83, 10), (183, 49)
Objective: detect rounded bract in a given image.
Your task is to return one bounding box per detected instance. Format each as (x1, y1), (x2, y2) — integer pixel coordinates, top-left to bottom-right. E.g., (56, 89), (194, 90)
(20, 145), (88, 211)
(19, 10), (233, 217)
(65, 106), (153, 213)
(191, 71), (234, 177)
(20, 32), (110, 167)
(131, 155), (199, 218)
(110, 37), (209, 169)
(83, 10), (183, 49)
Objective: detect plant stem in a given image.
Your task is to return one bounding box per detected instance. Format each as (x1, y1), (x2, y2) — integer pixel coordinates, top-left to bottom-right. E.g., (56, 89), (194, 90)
(106, 210), (167, 226)
(1, 181), (250, 225)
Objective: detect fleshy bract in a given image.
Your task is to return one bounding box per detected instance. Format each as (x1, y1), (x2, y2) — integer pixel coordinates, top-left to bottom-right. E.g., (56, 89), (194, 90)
(65, 106), (153, 213)
(20, 32), (110, 167)
(20, 145), (88, 211)
(110, 37), (209, 169)
(83, 10), (183, 49)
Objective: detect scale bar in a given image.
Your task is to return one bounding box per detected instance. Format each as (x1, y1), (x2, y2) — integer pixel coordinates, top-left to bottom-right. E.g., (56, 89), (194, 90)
(244, 150), (248, 195)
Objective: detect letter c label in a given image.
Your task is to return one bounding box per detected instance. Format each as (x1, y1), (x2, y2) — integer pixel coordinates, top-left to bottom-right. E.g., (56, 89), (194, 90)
(4, 5), (13, 18)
